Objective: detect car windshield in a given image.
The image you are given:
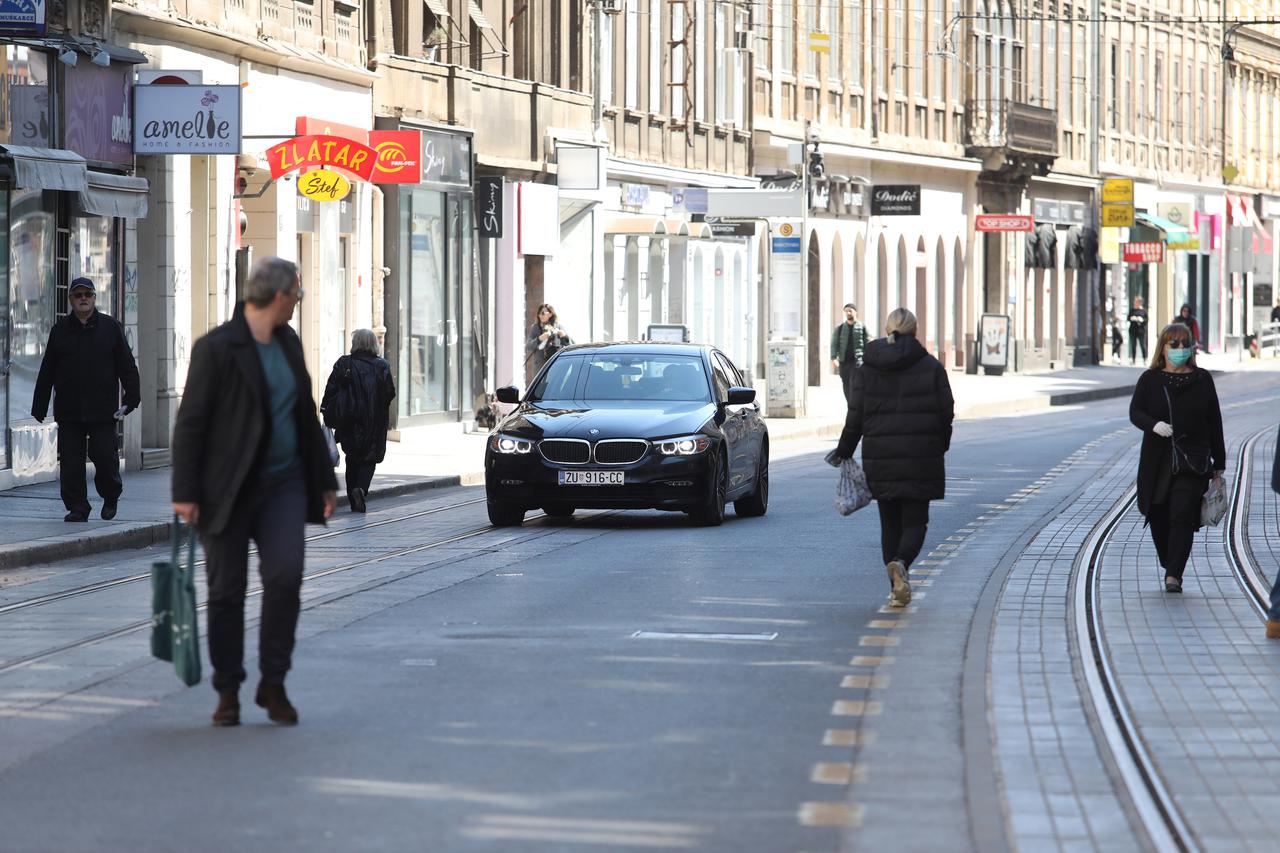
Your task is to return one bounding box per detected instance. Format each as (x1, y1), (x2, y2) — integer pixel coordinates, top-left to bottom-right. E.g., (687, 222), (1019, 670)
(529, 353), (711, 402)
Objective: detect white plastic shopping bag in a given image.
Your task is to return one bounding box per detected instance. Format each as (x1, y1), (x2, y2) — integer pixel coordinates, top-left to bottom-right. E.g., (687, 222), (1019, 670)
(835, 457), (873, 516)
(1200, 477), (1228, 527)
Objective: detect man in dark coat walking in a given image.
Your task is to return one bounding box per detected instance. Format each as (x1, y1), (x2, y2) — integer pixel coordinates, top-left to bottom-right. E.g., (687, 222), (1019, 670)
(31, 277), (140, 522)
(171, 256), (338, 727)
(832, 308), (954, 607)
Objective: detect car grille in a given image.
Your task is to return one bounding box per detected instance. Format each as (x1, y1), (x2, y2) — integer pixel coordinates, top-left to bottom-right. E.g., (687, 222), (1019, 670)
(593, 439), (649, 465)
(539, 439), (590, 464)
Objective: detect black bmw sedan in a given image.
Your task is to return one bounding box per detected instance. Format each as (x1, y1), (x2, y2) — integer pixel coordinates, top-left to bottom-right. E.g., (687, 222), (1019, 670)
(485, 342), (769, 527)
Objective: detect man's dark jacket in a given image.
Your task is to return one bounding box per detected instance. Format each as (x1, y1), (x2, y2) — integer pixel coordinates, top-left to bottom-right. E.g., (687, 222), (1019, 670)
(1128, 367), (1225, 518)
(830, 321), (870, 366)
(836, 335), (955, 501)
(32, 310), (140, 423)
(171, 306), (339, 536)
(321, 353), (396, 464)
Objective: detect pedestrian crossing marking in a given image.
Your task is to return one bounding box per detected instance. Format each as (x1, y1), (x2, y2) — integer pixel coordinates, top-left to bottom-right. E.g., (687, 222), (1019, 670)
(841, 675), (889, 689)
(859, 635), (900, 647)
(850, 655), (894, 665)
(832, 700), (882, 716)
(811, 762), (853, 784)
(823, 729), (873, 746)
(867, 620), (906, 629)
(798, 802), (863, 827)
(878, 605), (917, 613)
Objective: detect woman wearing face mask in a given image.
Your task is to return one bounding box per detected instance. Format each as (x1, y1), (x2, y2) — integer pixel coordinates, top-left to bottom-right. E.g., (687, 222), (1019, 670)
(1128, 324), (1226, 593)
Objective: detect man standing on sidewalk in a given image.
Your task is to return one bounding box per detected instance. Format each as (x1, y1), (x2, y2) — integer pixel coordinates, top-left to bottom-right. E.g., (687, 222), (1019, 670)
(830, 303), (870, 402)
(31, 277), (140, 522)
(1127, 296), (1148, 365)
(172, 256), (337, 727)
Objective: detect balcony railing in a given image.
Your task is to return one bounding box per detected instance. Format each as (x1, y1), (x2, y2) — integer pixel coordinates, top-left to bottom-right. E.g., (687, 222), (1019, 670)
(965, 99), (1059, 158)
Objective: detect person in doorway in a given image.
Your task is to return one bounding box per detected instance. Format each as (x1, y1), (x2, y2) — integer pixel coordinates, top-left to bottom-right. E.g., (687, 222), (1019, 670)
(830, 303), (870, 403)
(1171, 304), (1202, 349)
(1128, 323), (1225, 594)
(526, 304), (571, 376)
(1127, 296), (1148, 365)
(171, 256), (338, 727)
(830, 308), (955, 607)
(322, 329), (396, 513)
(1271, 299), (1280, 325)
(31, 277), (140, 522)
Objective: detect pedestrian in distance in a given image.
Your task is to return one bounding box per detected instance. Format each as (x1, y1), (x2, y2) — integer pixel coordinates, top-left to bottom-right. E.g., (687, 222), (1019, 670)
(830, 303), (871, 403)
(31, 277), (140, 522)
(830, 308), (955, 607)
(526, 303), (571, 376)
(1271, 299), (1280, 325)
(1171, 303), (1202, 350)
(321, 328), (396, 514)
(171, 257), (338, 727)
(1128, 296), (1148, 365)
(1128, 323), (1225, 594)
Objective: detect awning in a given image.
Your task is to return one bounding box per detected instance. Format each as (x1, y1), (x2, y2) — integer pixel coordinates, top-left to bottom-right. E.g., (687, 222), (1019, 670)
(78, 171), (149, 219)
(466, 0), (492, 28)
(424, 0), (448, 17)
(1135, 210), (1191, 244)
(1, 145), (88, 191)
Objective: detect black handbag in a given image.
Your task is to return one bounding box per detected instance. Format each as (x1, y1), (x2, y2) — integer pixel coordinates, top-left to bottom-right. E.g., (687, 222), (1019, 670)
(1164, 386), (1212, 476)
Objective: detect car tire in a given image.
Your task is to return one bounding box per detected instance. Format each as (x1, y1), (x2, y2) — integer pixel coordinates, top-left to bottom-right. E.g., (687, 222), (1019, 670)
(487, 500), (525, 527)
(690, 451), (728, 527)
(734, 441), (769, 518)
(542, 505), (575, 518)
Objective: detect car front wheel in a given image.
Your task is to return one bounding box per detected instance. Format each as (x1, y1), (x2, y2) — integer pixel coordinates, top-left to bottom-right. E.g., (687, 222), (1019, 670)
(487, 499), (525, 527)
(690, 451), (727, 527)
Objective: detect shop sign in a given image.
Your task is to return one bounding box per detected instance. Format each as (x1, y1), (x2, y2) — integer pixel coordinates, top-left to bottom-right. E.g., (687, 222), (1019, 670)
(475, 176), (503, 238)
(1101, 203), (1134, 227)
(975, 214), (1034, 233)
(420, 128), (471, 187)
(133, 84), (242, 154)
(1156, 201), (1194, 228)
(0, 0), (45, 34)
(1032, 199), (1087, 225)
(297, 168), (350, 202)
(1167, 237), (1201, 251)
(622, 183), (651, 209)
(65, 62), (133, 165)
(870, 184), (921, 216)
(1101, 178), (1134, 204)
(369, 130), (421, 184)
(702, 216), (755, 237)
(137, 69), (202, 85)
(1123, 241), (1164, 264)
(267, 134), (376, 181)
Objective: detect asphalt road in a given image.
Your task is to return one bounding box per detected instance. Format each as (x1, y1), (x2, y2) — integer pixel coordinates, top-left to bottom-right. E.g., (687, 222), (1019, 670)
(2, 371), (1279, 852)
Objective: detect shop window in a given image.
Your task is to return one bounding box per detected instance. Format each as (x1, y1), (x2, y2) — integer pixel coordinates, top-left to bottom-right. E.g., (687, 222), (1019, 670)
(0, 47), (50, 147)
(400, 189), (449, 418)
(7, 189), (57, 443)
(69, 216), (117, 320)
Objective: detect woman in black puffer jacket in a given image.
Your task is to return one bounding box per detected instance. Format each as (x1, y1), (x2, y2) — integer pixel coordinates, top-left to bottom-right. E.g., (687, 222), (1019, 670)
(1129, 322), (1225, 593)
(833, 308), (955, 607)
(322, 329), (396, 513)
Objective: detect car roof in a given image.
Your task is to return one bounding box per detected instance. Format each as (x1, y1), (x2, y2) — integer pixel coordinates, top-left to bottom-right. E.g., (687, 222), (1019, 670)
(555, 342), (714, 356)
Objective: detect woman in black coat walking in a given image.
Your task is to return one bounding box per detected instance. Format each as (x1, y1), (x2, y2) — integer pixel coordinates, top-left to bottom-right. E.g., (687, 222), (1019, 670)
(322, 329), (396, 513)
(1128, 323), (1225, 593)
(832, 308), (955, 607)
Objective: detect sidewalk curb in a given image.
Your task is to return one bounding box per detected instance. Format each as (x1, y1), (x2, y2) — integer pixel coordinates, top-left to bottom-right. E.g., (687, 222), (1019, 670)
(0, 473), (474, 572)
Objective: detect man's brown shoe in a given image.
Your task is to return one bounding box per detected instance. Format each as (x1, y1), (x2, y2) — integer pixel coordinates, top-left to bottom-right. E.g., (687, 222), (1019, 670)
(255, 682), (298, 725)
(1267, 620), (1280, 639)
(211, 691), (240, 727)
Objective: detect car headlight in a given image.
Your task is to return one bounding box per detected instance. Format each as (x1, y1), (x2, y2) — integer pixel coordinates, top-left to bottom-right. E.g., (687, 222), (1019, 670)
(657, 435), (711, 456)
(490, 433), (534, 454)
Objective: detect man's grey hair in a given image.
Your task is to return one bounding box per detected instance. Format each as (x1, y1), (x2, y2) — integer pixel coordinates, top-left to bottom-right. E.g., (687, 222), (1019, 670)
(245, 257), (299, 308)
(350, 328), (379, 356)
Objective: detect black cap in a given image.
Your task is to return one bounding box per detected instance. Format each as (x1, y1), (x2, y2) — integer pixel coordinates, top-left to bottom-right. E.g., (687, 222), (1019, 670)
(69, 277), (94, 293)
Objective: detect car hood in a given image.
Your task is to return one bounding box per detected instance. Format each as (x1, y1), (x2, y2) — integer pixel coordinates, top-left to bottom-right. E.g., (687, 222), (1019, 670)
(499, 400), (715, 440)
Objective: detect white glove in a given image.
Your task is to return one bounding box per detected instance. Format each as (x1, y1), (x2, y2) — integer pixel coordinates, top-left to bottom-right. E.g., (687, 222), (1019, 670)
(1152, 421), (1173, 438)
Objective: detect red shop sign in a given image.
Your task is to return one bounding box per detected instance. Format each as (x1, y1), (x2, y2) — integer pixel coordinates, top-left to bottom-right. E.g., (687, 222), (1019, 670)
(267, 134), (378, 181)
(368, 130), (422, 184)
(1123, 241), (1165, 264)
(975, 214), (1034, 233)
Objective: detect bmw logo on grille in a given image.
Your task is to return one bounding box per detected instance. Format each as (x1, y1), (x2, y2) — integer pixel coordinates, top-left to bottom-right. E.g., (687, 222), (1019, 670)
(589, 429), (600, 435)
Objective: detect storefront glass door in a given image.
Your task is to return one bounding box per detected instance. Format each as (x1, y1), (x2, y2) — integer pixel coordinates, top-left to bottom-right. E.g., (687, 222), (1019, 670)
(8, 189), (56, 471)
(402, 189), (449, 418)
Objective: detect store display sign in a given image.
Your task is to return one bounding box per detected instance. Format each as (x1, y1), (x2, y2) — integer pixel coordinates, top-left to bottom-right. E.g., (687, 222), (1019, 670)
(369, 130), (421, 184)
(267, 134), (377, 181)
(420, 128), (471, 187)
(64, 62), (133, 165)
(1101, 203), (1135, 228)
(297, 168), (351, 202)
(475, 176), (503, 238)
(133, 84), (241, 154)
(870, 184), (921, 216)
(976, 214), (1034, 233)
(979, 314), (1010, 369)
(0, 0), (45, 34)
(1123, 241), (1165, 264)
(1102, 178), (1134, 204)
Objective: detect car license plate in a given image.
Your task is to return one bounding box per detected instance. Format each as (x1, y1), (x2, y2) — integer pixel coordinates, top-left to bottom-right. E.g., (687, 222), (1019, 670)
(558, 470), (624, 486)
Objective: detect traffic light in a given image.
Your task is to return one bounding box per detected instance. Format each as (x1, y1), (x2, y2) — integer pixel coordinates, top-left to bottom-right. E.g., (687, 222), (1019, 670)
(808, 142), (825, 179)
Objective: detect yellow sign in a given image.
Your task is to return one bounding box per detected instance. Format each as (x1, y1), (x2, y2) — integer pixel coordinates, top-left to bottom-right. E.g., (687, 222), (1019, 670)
(778, 222), (795, 237)
(1099, 227), (1123, 264)
(807, 32), (830, 54)
(1101, 203), (1135, 227)
(1168, 238), (1201, 251)
(297, 168), (351, 202)
(1101, 178), (1134, 204)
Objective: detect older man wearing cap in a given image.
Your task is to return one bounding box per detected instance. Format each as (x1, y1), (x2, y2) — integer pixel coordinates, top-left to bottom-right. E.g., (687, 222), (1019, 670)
(32, 277), (140, 522)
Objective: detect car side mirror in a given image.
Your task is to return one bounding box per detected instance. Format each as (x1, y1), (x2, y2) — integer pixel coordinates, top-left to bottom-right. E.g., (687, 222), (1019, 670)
(727, 386), (756, 405)
(495, 386), (521, 404)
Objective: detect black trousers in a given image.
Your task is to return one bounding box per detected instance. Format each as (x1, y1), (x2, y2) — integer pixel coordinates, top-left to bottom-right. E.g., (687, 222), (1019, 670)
(1147, 478), (1206, 580)
(877, 498), (930, 570)
(57, 420), (121, 516)
(1129, 333), (1147, 364)
(201, 474), (306, 693)
(345, 460), (376, 496)
(838, 360), (859, 404)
